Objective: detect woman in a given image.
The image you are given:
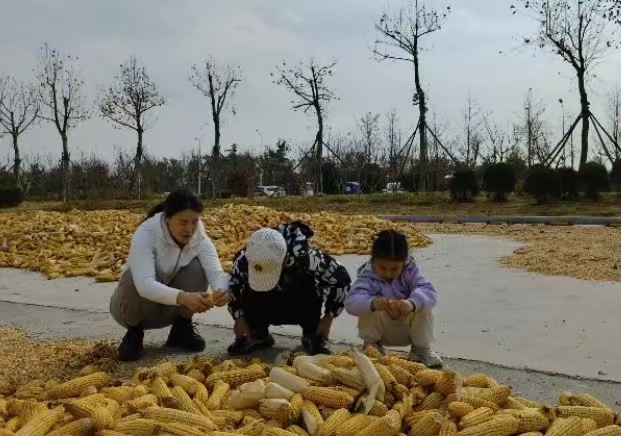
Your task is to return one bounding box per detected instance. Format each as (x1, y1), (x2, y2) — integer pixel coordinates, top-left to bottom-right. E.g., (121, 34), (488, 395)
(110, 189), (230, 361)
(227, 221), (352, 356)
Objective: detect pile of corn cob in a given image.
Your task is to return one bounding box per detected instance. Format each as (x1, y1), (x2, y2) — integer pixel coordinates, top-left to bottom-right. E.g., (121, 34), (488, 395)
(0, 205), (431, 282)
(0, 347), (618, 436)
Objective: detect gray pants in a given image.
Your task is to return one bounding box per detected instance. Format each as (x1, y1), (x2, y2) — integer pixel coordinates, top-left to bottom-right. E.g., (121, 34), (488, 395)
(109, 258), (207, 330)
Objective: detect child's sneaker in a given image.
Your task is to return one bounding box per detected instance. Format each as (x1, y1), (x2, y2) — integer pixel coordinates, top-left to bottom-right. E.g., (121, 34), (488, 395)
(409, 346), (443, 368)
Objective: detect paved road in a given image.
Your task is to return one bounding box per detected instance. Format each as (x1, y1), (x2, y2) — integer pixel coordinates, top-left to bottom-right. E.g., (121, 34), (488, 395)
(1, 300), (620, 407)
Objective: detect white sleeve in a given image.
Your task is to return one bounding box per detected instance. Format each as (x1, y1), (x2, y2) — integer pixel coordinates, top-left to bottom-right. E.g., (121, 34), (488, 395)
(128, 225), (181, 306)
(197, 235), (230, 291)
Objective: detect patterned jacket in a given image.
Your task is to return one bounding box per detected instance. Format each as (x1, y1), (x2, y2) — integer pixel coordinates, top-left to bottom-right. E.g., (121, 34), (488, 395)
(227, 221), (352, 320)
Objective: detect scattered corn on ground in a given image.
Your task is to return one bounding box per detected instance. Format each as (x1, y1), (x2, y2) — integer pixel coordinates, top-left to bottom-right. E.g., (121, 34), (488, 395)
(0, 204), (431, 282)
(0, 345), (619, 436)
(417, 223), (620, 282)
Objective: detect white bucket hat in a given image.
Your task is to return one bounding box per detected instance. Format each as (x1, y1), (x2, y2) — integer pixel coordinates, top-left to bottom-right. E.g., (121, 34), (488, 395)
(246, 228), (287, 292)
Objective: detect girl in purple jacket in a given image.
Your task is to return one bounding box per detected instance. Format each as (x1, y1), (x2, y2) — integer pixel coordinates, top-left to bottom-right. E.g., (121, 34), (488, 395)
(344, 230), (442, 368)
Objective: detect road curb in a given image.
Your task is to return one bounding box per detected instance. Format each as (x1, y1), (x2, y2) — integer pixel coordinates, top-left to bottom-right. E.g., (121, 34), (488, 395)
(382, 215), (621, 226)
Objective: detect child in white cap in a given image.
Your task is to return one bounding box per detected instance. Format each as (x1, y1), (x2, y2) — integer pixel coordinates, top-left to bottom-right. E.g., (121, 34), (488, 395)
(226, 221), (352, 355)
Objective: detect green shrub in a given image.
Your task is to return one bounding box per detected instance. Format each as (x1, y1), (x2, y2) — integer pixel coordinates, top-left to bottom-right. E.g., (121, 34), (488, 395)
(449, 167), (479, 202)
(556, 167), (579, 201)
(579, 161), (609, 200)
(482, 162), (517, 202)
(523, 165), (560, 204)
(0, 187), (24, 208)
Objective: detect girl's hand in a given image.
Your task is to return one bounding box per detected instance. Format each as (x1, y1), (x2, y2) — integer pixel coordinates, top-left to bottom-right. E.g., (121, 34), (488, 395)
(372, 297), (390, 311)
(213, 290), (231, 307)
(388, 300), (413, 319)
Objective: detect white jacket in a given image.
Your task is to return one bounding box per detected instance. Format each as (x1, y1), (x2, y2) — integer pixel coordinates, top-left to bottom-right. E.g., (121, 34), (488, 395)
(126, 212), (230, 306)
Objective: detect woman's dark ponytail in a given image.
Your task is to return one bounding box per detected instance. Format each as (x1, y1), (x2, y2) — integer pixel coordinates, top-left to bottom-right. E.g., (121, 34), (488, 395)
(142, 189), (202, 223)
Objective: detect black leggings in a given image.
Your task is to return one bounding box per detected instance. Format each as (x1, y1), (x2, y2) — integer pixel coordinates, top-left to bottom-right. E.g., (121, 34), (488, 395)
(241, 284), (323, 338)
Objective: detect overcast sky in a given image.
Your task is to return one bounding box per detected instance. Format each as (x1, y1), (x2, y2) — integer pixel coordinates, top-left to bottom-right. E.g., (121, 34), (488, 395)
(1, 0), (621, 164)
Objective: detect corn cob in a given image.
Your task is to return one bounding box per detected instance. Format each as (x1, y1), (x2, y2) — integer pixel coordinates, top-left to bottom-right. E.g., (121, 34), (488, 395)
(5, 416), (20, 432)
(158, 422), (210, 436)
(582, 426), (621, 436)
(263, 428), (300, 436)
(113, 418), (160, 435)
(185, 368), (206, 384)
(364, 346), (384, 359)
(382, 356), (426, 375)
(359, 410), (401, 436)
(206, 380), (231, 410)
(459, 395), (501, 412)
(127, 393), (159, 410)
(500, 397), (527, 410)
(46, 417), (95, 436)
(153, 362), (179, 378)
(102, 386), (135, 403)
(169, 373), (200, 395)
(388, 365), (414, 387)
(573, 394), (611, 410)
(375, 365), (398, 388)
(544, 416), (582, 436)
(206, 368), (266, 389)
(438, 421), (458, 436)
(302, 400), (324, 436)
(319, 407), (337, 420)
(368, 400), (390, 417)
(237, 420), (267, 436)
(99, 431), (134, 436)
(582, 419), (600, 433)
(475, 386), (512, 405)
(143, 406), (218, 429)
(408, 411), (442, 436)
(457, 416), (520, 436)
(415, 392), (445, 411)
(336, 414), (376, 436)
(449, 402), (476, 419)
(414, 369), (442, 387)
(555, 406), (616, 427)
(326, 356), (355, 369)
(318, 408), (351, 436)
(287, 393), (305, 423)
(463, 374), (492, 388)
(18, 399), (47, 424)
(559, 392), (574, 406)
(288, 424), (311, 436)
(90, 405), (115, 430)
(459, 407), (495, 429)
(297, 362), (335, 385)
(332, 368), (366, 391)
(266, 382), (295, 400)
(352, 349), (385, 401)
(518, 433), (544, 436)
(514, 409), (550, 433)
(515, 397), (541, 408)
(149, 377), (173, 400)
(303, 387), (354, 409)
(194, 382), (210, 404)
(15, 406), (65, 436)
(260, 399), (291, 421)
(271, 368), (312, 393)
(212, 409), (244, 425)
(47, 373), (109, 399)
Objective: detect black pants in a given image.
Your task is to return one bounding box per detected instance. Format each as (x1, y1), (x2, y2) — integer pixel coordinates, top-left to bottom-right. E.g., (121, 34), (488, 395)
(241, 283), (323, 338)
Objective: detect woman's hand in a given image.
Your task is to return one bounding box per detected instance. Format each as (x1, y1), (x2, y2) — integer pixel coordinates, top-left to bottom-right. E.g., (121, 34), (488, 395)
(213, 290), (231, 307)
(177, 292), (213, 313)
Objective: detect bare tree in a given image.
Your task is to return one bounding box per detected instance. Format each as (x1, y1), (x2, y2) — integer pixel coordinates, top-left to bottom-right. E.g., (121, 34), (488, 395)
(373, 0), (451, 189)
(385, 109), (402, 180)
(512, 0), (617, 168)
(358, 112), (381, 164)
(608, 84), (621, 159)
(99, 56), (165, 198)
(0, 75), (40, 187)
(483, 117), (509, 164)
(35, 43), (90, 202)
(189, 57), (242, 197)
(458, 95), (485, 167)
(272, 58), (338, 194)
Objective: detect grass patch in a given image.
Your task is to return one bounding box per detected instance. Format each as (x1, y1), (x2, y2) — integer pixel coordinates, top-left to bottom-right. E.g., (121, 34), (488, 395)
(2, 192), (619, 217)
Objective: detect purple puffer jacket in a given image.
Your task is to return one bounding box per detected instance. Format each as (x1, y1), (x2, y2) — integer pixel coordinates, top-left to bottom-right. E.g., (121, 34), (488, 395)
(344, 256), (437, 316)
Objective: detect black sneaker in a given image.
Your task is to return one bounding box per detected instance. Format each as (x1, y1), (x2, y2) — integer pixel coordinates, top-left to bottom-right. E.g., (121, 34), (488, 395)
(165, 318), (206, 352)
(227, 333), (275, 356)
(302, 336), (332, 355)
(118, 326), (144, 362)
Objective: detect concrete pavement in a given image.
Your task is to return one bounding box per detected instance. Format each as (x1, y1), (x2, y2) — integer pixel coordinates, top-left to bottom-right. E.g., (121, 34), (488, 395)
(0, 233), (619, 381)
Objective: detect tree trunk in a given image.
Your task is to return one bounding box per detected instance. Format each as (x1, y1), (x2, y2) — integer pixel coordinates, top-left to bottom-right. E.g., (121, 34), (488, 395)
(212, 120), (221, 198)
(414, 43), (428, 192)
(315, 109), (324, 195)
(61, 135), (70, 203)
(11, 134), (21, 188)
(130, 128), (144, 199)
(577, 70), (590, 169)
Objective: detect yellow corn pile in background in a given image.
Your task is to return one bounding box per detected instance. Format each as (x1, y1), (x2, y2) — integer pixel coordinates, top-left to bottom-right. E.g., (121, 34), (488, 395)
(0, 204), (431, 282)
(0, 348), (618, 436)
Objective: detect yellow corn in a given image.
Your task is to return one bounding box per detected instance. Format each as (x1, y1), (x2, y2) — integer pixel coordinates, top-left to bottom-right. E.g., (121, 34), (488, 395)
(192, 398), (218, 421)
(169, 386), (204, 415)
(287, 393), (305, 423)
(158, 422), (210, 436)
(413, 369), (442, 387)
(459, 407), (495, 429)
(150, 377), (173, 400)
(211, 410), (244, 426)
(169, 373), (200, 395)
(511, 409), (550, 433)
(302, 400), (324, 436)
(15, 406), (65, 436)
(260, 399), (291, 421)
(364, 346), (384, 359)
(46, 418), (95, 436)
(383, 356), (427, 375)
(288, 424), (311, 436)
(457, 416), (519, 436)
(415, 392), (444, 411)
(463, 374), (492, 388)
(143, 406), (218, 429)
(326, 356), (355, 369)
(332, 368), (366, 391)
(435, 370), (461, 396)
(556, 406), (616, 427)
(206, 368), (266, 388)
(154, 362), (179, 378)
(559, 392), (574, 406)
(98, 431), (134, 436)
(205, 380), (231, 410)
(113, 418), (160, 435)
(18, 399), (47, 423)
(263, 428), (300, 436)
(368, 400), (389, 417)
(408, 411), (442, 436)
(46, 372), (109, 399)
(127, 393), (159, 410)
(518, 433), (544, 436)
(476, 386), (512, 405)
(91, 406), (115, 430)
(460, 395), (501, 412)
(102, 386), (134, 403)
(440, 421), (459, 436)
(544, 416), (582, 436)
(303, 387), (354, 409)
(500, 397), (527, 410)
(184, 368), (206, 384)
(336, 414), (376, 436)
(359, 410), (401, 436)
(376, 364), (398, 388)
(573, 394), (610, 410)
(237, 421), (267, 436)
(6, 416), (20, 432)
(582, 426), (621, 436)
(388, 365), (414, 387)
(515, 397), (541, 408)
(194, 383), (210, 404)
(317, 408), (351, 436)
(582, 419), (599, 433)
(449, 402), (476, 419)
(267, 418), (286, 428)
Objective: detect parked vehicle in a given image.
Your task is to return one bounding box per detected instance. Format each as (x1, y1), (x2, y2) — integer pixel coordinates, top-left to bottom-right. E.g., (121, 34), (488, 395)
(255, 185), (286, 197)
